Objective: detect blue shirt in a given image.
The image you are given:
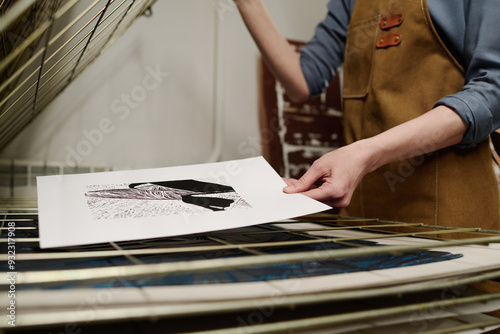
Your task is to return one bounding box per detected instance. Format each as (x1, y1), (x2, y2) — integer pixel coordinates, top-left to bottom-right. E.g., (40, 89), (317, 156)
(300, 0), (500, 148)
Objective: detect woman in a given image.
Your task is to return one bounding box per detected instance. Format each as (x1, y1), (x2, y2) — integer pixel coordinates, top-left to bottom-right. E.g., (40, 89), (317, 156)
(235, 0), (500, 229)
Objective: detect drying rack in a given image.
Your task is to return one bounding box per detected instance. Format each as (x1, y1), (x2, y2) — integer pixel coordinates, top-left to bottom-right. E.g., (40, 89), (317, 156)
(3, 2), (500, 332)
(0, 0), (156, 151)
(1, 198), (500, 334)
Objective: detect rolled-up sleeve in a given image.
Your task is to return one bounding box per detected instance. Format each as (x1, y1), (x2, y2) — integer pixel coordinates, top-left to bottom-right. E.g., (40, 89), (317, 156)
(433, 0), (500, 148)
(300, 0), (354, 97)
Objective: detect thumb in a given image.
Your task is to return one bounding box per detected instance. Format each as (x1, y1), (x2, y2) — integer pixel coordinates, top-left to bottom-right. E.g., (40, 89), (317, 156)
(283, 168), (323, 194)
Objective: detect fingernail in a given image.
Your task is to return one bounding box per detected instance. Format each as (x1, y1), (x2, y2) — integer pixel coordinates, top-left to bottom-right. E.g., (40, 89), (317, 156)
(283, 185), (294, 193)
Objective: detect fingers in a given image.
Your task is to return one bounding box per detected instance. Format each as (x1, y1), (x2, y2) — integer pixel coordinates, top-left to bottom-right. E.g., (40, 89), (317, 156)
(283, 164), (325, 194)
(284, 173), (352, 208)
(299, 186), (331, 201)
(282, 177), (298, 187)
(280, 147), (364, 208)
(301, 186), (350, 208)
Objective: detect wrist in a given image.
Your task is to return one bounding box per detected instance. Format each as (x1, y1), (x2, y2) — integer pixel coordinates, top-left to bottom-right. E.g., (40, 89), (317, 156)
(349, 139), (384, 174)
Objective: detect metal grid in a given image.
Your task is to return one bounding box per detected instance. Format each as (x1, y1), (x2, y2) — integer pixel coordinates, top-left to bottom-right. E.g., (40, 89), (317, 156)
(1, 200), (500, 333)
(0, 0), (156, 151)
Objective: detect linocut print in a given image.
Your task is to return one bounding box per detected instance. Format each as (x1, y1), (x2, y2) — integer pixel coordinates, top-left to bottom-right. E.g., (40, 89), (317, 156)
(85, 179), (252, 220)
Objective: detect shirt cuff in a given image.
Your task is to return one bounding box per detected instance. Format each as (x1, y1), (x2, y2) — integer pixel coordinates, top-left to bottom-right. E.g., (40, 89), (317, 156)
(434, 94), (493, 148)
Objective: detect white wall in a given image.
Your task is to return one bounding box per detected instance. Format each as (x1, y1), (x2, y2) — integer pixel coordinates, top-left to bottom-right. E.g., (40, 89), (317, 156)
(219, 0), (329, 162)
(0, 0), (329, 170)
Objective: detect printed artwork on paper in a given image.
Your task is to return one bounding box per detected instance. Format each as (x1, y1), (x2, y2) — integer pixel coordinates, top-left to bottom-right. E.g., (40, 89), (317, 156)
(85, 179), (252, 220)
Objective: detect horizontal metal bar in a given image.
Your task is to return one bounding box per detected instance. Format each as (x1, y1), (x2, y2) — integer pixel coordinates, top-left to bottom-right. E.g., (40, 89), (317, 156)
(86, 2), (133, 46)
(38, 2), (138, 98)
(0, 219), (36, 222)
(69, 1), (145, 74)
(0, 96), (36, 146)
(46, 0), (100, 55)
(2, 222), (500, 261)
(96, 0), (129, 34)
(0, 227), (36, 230)
(100, 0), (153, 48)
(0, 236), (395, 261)
(10, 283), (500, 330)
(0, 90), (36, 135)
(38, 39), (87, 91)
(261, 223), (424, 235)
(43, 0), (133, 78)
(36, 66), (75, 105)
(0, 0), (36, 32)
(419, 320), (500, 334)
(0, 47), (43, 96)
(0, 237), (38, 243)
(296, 217), (379, 223)
(67, 0), (114, 84)
(216, 236), (268, 256)
(0, 19), (50, 73)
(341, 228), (483, 240)
(5, 235), (500, 286)
(192, 293), (500, 334)
(101, 0), (136, 48)
(32, 3), (57, 117)
(0, 68), (38, 114)
(0, 0), (153, 151)
(42, 3), (104, 74)
(0, 207), (37, 211)
(41, 30), (95, 84)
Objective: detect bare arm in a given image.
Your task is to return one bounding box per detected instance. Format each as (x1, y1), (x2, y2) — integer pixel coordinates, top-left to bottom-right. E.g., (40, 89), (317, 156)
(235, 0), (310, 102)
(283, 106), (468, 207)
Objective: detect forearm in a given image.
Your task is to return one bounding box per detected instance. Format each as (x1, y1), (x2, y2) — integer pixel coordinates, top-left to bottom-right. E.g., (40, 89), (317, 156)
(359, 105), (468, 173)
(235, 0), (310, 102)
(282, 106), (467, 206)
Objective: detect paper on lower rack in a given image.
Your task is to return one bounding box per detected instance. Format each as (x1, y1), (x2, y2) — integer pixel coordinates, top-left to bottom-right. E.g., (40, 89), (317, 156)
(37, 156), (330, 248)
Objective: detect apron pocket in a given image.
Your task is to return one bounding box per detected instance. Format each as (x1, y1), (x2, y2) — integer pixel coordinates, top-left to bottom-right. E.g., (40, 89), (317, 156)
(343, 17), (378, 99)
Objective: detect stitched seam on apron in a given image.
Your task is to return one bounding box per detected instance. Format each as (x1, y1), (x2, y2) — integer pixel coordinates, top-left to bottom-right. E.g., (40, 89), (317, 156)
(359, 13), (382, 140)
(420, 0), (464, 75)
(343, 15), (379, 99)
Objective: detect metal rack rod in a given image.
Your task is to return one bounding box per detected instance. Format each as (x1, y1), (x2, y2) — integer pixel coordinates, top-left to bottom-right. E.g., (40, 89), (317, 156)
(12, 287), (500, 331)
(0, 199), (499, 332)
(5, 234), (500, 286)
(0, 0), (156, 151)
(189, 293), (500, 334)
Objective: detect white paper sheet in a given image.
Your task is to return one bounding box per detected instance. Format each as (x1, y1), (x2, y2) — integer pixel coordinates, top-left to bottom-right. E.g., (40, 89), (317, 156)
(37, 156), (330, 248)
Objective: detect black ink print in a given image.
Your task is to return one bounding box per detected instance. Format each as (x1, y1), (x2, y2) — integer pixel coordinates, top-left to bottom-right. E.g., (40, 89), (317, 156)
(85, 179), (251, 220)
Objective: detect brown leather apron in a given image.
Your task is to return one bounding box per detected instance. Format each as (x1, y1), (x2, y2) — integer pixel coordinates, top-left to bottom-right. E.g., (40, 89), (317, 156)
(341, 0), (500, 229)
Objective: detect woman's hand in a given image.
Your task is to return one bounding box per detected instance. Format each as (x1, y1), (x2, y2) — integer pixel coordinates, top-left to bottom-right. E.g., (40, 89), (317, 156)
(282, 106), (468, 207)
(283, 141), (375, 207)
